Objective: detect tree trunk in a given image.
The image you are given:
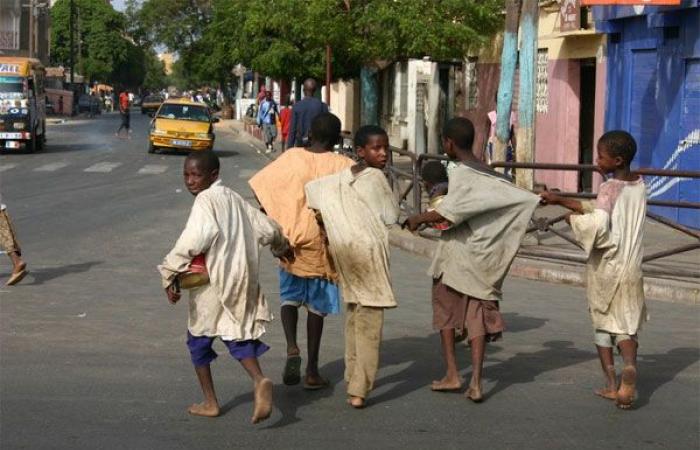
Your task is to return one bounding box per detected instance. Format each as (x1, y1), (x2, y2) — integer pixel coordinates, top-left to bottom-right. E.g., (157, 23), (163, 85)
(494, 0), (521, 171)
(516, 0), (538, 190)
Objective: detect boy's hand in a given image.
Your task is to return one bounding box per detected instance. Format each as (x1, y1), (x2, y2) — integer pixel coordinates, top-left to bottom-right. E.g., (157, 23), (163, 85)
(165, 284), (181, 305)
(403, 215), (422, 232)
(539, 191), (559, 205)
(279, 246), (295, 264)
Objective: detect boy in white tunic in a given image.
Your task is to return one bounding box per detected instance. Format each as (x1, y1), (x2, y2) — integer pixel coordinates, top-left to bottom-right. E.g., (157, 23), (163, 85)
(541, 130), (647, 409)
(159, 151), (292, 423)
(405, 118), (539, 403)
(305, 125), (399, 408)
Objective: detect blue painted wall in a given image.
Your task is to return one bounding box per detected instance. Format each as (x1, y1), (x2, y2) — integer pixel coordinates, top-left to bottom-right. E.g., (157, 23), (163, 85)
(596, 4), (699, 228)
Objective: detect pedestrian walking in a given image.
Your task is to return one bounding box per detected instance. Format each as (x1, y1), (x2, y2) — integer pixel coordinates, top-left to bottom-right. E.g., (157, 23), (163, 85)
(115, 91), (131, 139)
(249, 113), (353, 390)
(158, 151), (292, 423)
(405, 117), (539, 402)
(257, 91), (280, 153)
(0, 200), (28, 286)
(540, 131), (647, 410)
(287, 79), (329, 148)
(305, 125), (399, 408)
(279, 98), (293, 152)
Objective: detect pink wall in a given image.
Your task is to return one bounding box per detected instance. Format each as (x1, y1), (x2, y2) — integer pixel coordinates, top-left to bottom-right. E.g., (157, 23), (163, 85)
(534, 58), (580, 192)
(592, 58), (607, 190)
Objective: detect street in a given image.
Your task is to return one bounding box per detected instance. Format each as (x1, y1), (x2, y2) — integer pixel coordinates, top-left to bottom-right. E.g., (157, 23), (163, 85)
(0, 113), (698, 450)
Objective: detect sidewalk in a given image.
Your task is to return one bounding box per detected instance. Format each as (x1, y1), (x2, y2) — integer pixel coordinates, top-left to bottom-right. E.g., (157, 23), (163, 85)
(227, 118), (700, 305)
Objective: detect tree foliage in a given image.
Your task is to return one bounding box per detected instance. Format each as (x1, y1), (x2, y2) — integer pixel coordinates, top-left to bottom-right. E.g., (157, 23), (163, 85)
(134, 0), (503, 88)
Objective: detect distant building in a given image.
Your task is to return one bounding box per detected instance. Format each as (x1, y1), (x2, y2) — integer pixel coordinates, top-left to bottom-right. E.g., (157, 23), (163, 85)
(0, 0), (51, 65)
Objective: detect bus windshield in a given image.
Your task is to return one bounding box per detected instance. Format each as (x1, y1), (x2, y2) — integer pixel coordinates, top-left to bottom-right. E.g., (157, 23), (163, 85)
(0, 76), (25, 100)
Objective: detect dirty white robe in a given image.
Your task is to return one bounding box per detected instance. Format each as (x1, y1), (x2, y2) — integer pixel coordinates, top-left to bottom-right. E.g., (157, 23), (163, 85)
(305, 167), (399, 308)
(158, 180), (288, 339)
(429, 163), (540, 301)
(570, 178), (647, 335)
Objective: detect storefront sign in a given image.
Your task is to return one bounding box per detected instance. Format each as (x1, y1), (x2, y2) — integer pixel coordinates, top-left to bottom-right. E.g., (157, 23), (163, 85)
(581, 1), (680, 5)
(560, 0), (581, 32)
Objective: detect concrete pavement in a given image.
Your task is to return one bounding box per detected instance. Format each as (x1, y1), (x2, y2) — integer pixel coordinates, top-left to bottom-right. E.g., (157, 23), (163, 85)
(0, 113), (698, 449)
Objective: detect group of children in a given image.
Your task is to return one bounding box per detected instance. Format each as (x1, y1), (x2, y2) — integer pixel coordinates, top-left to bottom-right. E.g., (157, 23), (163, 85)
(158, 111), (648, 424)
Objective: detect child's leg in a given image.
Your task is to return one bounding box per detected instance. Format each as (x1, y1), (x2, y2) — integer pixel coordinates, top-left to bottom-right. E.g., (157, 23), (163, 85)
(187, 333), (220, 417)
(347, 306), (384, 407)
(431, 328), (462, 391)
(616, 336), (638, 409)
(344, 304), (358, 386)
(466, 336), (485, 402)
(593, 330), (618, 400)
(190, 365), (221, 417)
(281, 304), (300, 356)
(305, 310), (326, 384)
(239, 358), (273, 424)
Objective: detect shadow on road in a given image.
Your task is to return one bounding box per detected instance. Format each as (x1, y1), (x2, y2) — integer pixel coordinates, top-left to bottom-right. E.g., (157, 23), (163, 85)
(635, 347), (700, 409)
(150, 149), (239, 158)
(17, 261), (103, 285)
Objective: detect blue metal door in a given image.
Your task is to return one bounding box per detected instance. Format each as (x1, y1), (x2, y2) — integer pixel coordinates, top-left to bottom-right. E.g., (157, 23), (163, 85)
(678, 59), (699, 228)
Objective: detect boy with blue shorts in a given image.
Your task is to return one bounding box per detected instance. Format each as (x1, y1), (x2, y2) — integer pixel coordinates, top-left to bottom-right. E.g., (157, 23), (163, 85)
(159, 151), (291, 423)
(250, 113), (353, 389)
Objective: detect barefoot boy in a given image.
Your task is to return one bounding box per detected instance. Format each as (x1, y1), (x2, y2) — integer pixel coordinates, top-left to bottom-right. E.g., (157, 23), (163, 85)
(405, 118), (539, 402)
(305, 125), (400, 408)
(541, 130), (647, 409)
(159, 151), (291, 423)
(249, 113), (353, 389)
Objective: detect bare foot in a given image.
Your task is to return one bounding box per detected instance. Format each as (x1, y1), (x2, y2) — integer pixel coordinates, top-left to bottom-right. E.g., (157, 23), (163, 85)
(594, 388), (617, 401)
(188, 402), (220, 417)
(616, 365), (636, 410)
(431, 375), (462, 391)
(303, 373), (329, 390)
(465, 383), (483, 403)
(251, 378), (273, 424)
(347, 396), (365, 409)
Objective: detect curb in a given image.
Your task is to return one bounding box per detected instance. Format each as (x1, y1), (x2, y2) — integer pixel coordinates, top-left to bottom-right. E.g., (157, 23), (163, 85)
(389, 228), (700, 305)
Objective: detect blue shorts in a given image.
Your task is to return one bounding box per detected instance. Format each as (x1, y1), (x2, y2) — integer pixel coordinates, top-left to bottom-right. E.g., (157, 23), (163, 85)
(278, 268), (340, 316)
(186, 332), (269, 367)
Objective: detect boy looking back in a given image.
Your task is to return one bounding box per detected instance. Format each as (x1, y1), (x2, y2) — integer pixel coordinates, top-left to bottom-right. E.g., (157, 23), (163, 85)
(305, 125), (400, 408)
(249, 113), (353, 389)
(541, 131), (647, 409)
(405, 118), (539, 402)
(158, 151), (292, 423)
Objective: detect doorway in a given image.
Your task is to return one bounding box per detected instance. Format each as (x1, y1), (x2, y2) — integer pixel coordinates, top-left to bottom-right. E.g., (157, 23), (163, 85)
(579, 58), (596, 192)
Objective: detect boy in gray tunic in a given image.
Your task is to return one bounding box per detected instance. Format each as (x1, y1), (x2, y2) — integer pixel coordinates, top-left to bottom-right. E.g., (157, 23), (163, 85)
(405, 118), (539, 402)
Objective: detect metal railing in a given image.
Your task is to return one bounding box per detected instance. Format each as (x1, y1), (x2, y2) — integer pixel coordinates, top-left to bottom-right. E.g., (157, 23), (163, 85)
(386, 147), (700, 280)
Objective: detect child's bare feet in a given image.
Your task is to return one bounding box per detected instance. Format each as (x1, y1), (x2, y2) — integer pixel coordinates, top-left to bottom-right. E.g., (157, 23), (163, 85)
(303, 373), (329, 390)
(594, 388), (617, 400)
(465, 381), (483, 403)
(347, 396), (365, 409)
(188, 401), (220, 417)
(431, 375), (462, 391)
(251, 378), (273, 424)
(616, 365), (636, 409)
(595, 365), (618, 400)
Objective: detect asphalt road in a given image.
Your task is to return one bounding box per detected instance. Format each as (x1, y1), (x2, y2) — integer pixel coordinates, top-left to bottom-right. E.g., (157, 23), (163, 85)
(1, 113), (698, 450)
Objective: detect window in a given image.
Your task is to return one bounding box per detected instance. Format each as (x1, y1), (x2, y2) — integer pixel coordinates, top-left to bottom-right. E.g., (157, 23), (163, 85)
(536, 49), (549, 114)
(464, 57), (479, 110)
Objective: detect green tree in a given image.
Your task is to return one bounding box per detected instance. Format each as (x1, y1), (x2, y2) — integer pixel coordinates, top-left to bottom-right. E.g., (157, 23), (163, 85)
(50, 0), (147, 88)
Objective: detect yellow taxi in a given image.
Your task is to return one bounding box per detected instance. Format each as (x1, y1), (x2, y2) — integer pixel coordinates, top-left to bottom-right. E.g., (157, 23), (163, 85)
(148, 98), (218, 153)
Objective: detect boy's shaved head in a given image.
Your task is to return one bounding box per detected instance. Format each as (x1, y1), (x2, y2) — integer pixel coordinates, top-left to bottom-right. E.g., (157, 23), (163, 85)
(421, 161), (448, 185)
(310, 112), (342, 148)
(355, 125), (388, 148)
(443, 117), (475, 151)
(599, 130), (637, 165)
(185, 150), (220, 174)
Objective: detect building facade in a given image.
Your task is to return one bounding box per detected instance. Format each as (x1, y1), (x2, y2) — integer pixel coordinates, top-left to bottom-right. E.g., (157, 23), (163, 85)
(594, 1), (699, 228)
(0, 0), (51, 65)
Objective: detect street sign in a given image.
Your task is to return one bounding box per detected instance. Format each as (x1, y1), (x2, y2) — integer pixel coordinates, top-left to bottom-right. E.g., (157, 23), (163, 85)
(581, 1), (680, 4)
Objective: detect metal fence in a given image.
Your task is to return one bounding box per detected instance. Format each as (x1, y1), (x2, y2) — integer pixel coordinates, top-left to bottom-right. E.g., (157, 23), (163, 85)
(385, 147), (700, 280)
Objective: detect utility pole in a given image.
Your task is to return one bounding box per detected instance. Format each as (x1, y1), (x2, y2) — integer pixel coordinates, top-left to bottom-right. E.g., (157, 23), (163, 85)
(494, 0), (521, 171)
(69, 0), (75, 85)
(516, 0), (538, 190)
(325, 44), (332, 106)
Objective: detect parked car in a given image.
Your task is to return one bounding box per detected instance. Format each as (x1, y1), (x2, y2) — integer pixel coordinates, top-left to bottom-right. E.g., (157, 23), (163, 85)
(141, 95), (164, 115)
(148, 98), (218, 154)
(132, 95), (142, 107)
(78, 94), (101, 115)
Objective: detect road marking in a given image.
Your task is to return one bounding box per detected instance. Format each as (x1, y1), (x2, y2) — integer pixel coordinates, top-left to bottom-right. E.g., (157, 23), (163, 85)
(0, 163), (18, 172)
(34, 162), (69, 172)
(138, 164), (168, 175)
(84, 162), (122, 173)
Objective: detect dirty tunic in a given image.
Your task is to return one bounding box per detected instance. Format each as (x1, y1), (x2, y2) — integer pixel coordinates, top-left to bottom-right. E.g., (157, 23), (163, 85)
(570, 178), (648, 335)
(249, 148), (353, 280)
(429, 163), (540, 301)
(158, 180), (288, 340)
(305, 167), (400, 308)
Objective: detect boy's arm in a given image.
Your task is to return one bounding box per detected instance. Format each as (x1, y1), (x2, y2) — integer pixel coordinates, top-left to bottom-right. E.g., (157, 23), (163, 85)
(246, 204), (294, 262)
(404, 210), (448, 232)
(287, 109), (298, 147)
(540, 191), (585, 214)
